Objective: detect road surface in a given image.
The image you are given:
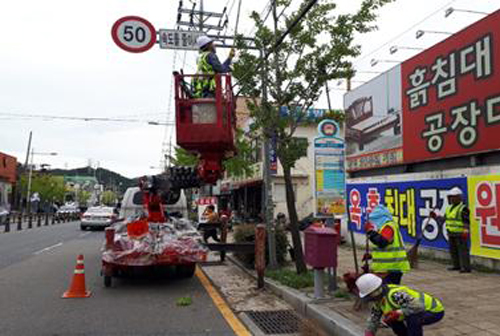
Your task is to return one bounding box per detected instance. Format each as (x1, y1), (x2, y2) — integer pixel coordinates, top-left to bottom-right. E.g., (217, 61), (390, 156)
(0, 222), (238, 335)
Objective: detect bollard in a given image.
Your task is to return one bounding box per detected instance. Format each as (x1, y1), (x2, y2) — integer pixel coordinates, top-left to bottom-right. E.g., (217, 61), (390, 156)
(51, 214), (55, 225)
(45, 213), (49, 226)
(37, 213), (42, 227)
(28, 214), (33, 229)
(255, 224), (266, 289)
(314, 268), (325, 299)
(17, 213), (22, 231)
(4, 215), (10, 233)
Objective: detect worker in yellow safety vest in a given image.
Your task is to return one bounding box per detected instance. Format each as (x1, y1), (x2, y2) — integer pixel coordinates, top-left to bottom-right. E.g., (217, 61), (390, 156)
(364, 205), (410, 285)
(193, 36), (235, 98)
(356, 273), (444, 336)
(430, 187), (471, 273)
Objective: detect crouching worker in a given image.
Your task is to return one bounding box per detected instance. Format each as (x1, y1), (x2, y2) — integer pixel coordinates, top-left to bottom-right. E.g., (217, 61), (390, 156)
(356, 273), (444, 336)
(365, 205), (410, 285)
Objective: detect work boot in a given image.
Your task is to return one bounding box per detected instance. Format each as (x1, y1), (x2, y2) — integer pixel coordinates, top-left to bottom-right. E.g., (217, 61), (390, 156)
(447, 267), (460, 271)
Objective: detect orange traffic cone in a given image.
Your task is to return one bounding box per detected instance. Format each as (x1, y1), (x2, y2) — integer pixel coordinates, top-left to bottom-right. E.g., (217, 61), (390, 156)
(62, 254), (91, 298)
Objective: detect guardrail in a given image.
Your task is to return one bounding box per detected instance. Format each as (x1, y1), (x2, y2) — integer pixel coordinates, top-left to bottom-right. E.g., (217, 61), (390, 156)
(1, 212), (81, 233)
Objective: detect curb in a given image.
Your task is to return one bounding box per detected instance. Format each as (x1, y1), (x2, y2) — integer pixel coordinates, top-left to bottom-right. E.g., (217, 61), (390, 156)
(227, 256), (363, 336)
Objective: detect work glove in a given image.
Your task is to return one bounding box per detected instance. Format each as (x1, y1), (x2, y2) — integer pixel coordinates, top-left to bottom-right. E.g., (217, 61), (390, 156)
(365, 221), (376, 233)
(429, 211), (437, 219)
(229, 48), (236, 59)
(364, 331), (375, 336)
(383, 310), (402, 324)
(362, 252), (372, 262)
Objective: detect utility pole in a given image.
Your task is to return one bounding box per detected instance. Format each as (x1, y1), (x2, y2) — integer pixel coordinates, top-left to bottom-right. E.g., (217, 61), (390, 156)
(177, 0), (227, 33)
(23, 131), (33, 212)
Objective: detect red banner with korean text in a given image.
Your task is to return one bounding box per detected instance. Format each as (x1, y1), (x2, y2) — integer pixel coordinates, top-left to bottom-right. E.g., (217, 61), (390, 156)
(402, 10), (500, 163)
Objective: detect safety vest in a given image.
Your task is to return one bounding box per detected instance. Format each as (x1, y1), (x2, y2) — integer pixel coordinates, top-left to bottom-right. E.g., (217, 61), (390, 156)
(193, 51), (216, 97)
(378, 285), (444, 320)
(371, 221), (410, 273)
(445, 203), (466, 233)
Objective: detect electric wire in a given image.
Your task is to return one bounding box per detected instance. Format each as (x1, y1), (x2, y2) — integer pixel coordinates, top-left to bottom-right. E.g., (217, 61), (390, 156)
(353, 0), (457, 65)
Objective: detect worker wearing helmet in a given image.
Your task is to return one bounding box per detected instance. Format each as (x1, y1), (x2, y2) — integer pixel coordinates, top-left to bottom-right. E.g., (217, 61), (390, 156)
(193, 36), (235, 98)
(365, 205), (410, 285)
(430, 187), (471, 273)
(356, 273), (444, 336)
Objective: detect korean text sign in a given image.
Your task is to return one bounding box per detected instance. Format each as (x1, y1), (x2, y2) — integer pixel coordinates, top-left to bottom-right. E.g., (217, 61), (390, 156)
(402, 10), (500, 163)
(197, 197), (217, 223)
(468, 175), (500, 260)
(347, 177), (468, 250)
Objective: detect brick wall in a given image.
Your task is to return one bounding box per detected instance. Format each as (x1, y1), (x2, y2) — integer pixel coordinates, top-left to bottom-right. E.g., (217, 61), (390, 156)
(0, 152), (17, 184)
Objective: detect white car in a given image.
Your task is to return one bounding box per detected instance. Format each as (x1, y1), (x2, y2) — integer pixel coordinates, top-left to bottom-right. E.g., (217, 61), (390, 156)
(80, 206), (117, 230)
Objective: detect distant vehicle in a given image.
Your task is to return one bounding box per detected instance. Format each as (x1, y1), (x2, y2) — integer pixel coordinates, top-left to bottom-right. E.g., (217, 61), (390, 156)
(81, 206), (117, 231)
(56, 204), (80, 220)
(0, 207), (9, 226)
(119, 187), (188, 221)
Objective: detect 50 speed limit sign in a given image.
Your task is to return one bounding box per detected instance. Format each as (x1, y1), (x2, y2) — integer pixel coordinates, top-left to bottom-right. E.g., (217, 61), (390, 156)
(111, 16), (157, 53)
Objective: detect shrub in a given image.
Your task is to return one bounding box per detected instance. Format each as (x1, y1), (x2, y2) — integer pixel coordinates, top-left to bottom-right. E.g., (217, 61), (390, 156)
(233, 224), (289, 268)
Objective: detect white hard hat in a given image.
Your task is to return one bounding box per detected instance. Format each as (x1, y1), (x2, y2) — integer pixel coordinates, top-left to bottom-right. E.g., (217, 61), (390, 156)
(197, 35), (213, 49)
(356, 273), (383, 298)
(449, 187), (463, 196)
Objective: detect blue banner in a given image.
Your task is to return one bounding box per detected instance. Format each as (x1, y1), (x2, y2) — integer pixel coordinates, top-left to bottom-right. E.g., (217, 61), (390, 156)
(346, 177), (468, 250)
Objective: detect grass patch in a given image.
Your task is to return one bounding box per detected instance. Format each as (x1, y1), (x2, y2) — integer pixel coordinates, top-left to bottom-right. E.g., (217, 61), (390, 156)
(333, 288), (350, 299)
(176, 296), (192, 306)
(266, 268), (315, 289)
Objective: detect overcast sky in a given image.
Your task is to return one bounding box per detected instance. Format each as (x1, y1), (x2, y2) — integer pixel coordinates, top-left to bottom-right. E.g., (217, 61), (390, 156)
(0, 0), (498, 178)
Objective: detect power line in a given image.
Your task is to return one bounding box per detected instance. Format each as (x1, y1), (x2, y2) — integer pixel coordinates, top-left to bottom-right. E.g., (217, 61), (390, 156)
(354, 0), (457, 65)
(0, 112), (174, 125)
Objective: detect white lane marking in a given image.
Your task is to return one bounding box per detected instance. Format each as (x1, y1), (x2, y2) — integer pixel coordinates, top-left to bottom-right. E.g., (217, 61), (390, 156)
(33, 242), (63, 255)
(78, 232), (91, 238)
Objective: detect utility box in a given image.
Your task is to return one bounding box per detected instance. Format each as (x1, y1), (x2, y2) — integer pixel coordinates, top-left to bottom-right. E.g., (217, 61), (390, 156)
(304, 226), (338, 268)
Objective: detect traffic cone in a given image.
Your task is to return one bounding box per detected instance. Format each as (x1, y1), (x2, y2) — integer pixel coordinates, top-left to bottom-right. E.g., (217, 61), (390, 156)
(62, 254), (91, 298)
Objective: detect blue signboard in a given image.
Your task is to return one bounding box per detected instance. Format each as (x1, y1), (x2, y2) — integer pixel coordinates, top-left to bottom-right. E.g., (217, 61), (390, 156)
(314, 120), (346, 217)
(346, 177), (468, 250)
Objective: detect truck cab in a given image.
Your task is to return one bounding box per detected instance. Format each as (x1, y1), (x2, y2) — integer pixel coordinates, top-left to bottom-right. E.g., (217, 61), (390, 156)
(119, 187), (189, 221)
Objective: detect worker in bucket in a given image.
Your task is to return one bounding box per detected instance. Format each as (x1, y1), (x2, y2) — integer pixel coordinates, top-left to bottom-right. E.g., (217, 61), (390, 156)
(430, 187), (471, 273)
(356, 273), (444, 336)
(193, 35), (235, 98)
(364, 205), (410, 285)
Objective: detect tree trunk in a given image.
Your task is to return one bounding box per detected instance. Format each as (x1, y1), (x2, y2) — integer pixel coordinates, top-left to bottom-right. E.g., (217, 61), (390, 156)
(282, 164), (307, 274)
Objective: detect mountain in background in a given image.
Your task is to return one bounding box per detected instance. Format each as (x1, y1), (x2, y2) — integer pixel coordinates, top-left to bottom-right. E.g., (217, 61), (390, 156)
(49, 167), (138, 193)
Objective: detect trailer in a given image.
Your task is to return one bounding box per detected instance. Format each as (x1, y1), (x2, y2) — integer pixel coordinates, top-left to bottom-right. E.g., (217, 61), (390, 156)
(101, 176), (207, 287)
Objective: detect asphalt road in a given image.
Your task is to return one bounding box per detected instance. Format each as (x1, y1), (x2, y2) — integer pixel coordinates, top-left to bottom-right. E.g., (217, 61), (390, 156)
(0, 222), (237, 336)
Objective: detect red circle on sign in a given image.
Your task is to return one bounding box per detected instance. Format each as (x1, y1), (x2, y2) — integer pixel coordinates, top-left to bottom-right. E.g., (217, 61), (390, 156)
(111, 16), (157, 53)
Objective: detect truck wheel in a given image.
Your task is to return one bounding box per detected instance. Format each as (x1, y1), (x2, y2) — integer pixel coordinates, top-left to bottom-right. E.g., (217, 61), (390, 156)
(177, 264), (196, 278)
(104, 275), (112, 288)
(80, 225), (86, 231)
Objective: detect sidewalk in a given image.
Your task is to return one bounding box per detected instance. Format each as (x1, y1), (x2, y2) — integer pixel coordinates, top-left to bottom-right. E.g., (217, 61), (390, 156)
(324, 245), (500, 336)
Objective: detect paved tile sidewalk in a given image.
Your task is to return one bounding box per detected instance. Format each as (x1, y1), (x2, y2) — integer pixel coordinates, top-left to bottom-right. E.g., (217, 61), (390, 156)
(324, 245), (500, 336)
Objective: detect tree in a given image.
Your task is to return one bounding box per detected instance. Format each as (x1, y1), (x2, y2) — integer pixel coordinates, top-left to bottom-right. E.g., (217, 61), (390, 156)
(101, 190), (117, 206)
(18, 173), (66, 207)
(234, 0), (392, 273)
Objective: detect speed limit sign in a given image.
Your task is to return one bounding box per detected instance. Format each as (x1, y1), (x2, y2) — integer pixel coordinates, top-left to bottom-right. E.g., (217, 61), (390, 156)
(111, 16), (157, 53)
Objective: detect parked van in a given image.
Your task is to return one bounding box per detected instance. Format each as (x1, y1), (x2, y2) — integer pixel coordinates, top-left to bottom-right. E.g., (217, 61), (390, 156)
(119, 187), (189, 221)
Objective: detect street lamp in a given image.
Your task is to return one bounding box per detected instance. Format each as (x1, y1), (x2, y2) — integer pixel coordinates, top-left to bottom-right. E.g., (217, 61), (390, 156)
(26, 149), (58, 213)
(445, 7), (489, 18)
(416, 30), (452, 39)
(389, 45), (424, 54)
(370, 58), (400, 67)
